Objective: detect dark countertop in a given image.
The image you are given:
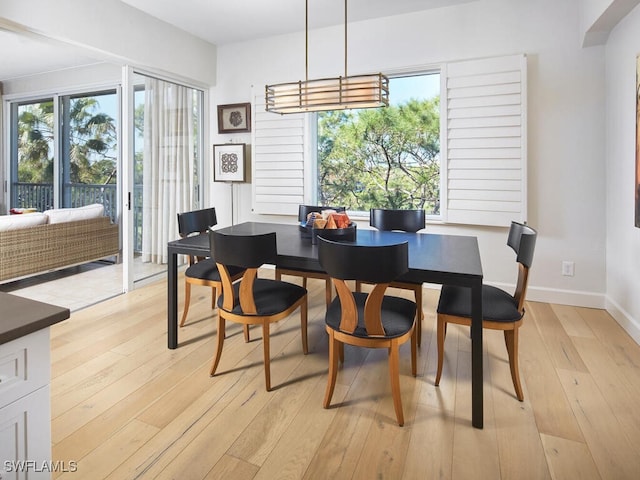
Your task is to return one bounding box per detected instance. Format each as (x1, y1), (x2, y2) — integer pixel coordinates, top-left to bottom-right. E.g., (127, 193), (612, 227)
(0, 292), (70, 345)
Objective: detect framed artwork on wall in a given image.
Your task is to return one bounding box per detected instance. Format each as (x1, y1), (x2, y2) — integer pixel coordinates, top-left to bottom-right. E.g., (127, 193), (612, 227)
(217, 102), (251, 133)
(213, 143), (246, 182)
(636, 55), (640, 227)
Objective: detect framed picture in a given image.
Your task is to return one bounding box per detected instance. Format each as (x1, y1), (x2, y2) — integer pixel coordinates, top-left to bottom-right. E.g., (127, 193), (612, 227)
(217, 102), (251, 133)
(213, 143), (246, 182)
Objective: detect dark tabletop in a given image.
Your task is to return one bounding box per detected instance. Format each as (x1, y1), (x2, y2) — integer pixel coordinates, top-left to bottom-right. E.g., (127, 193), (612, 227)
(169, 222), (483, 283)
(0, 292), (70, 345)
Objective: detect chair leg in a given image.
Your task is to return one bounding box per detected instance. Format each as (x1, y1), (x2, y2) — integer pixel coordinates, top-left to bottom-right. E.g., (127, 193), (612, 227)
(300, 299), (309, 355)
(415, 286), (423, 347)
(244, 325), (250, 342)
(263, 323), (271, 391)
(411, 327), (417, 377)
(338, 342), (344, 364)
(275, 269), (282, 281)
(323, 331), (339, 408)
(179, 282), (192, 327)
(388, 340), (404, 426)
(505, 328), (524, 401)
(435, 315), (447, 386)
(211, 286), (217, 310)
(325, 278), (332, 307)
(209, 315), (226, 376)
(355, 280), (362, 292)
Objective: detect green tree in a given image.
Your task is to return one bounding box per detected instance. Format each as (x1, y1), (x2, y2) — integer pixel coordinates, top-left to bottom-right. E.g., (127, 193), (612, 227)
(17, 101), (55, 183)
(17, 95), (117, 185)
(68, 96), (117, 185)
(318, 98), (440, 213)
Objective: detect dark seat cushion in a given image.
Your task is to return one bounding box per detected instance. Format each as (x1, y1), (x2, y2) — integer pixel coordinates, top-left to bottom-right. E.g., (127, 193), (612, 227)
(218, 278), (306, 316)
(326, 292), (416, 339)
(437, 284), (522, 323)
(185, 259), (244, 282)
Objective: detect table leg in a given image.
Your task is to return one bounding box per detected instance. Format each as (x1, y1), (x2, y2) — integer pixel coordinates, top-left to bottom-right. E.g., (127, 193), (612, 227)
(471, 279), (483, 428)
(168, 251), (178, 349)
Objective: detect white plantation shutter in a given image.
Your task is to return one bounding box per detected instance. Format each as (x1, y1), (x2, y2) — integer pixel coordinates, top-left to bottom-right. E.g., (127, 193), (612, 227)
(442, 54), (527, 226)
(251, 95), (307, 215)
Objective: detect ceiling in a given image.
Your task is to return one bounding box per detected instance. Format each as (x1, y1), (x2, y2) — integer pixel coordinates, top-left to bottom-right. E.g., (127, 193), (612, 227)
(0, 0), (475, 82)
(120, 0), (476, 46)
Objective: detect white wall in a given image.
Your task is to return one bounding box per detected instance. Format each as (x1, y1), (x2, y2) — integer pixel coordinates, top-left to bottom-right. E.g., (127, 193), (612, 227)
(604, 4), (640, 343)
(211, 0), (608, 308)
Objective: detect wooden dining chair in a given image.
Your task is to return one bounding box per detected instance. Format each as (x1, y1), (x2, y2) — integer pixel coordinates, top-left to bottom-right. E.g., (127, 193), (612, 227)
(356, 208), (426, 346)
(209, 230), (309, 391)
(435, 221), (537, 401)
(177, 208), (245, 327)
(275, 204), (345, 307)
(318, 237), (417, 426)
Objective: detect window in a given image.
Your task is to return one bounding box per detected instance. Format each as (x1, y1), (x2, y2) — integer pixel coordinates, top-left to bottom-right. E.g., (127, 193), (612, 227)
(315, 73), (441, 216)
(252, 54), (527, 227)
(10, 90), (119, 221)
(11, 98), (55, 211)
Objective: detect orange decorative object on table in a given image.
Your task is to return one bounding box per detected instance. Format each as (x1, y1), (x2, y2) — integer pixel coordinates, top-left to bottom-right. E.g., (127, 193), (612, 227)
(330, 213), (351, 229)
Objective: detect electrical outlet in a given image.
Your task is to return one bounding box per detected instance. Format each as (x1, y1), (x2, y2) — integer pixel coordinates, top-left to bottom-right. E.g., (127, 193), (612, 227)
(562, 261), (575, 277)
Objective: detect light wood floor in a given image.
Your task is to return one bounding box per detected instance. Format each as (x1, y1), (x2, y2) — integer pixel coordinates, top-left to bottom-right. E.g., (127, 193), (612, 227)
(50, 270), (640, 479)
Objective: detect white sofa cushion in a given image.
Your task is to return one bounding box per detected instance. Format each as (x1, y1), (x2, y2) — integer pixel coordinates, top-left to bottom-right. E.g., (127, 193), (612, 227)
(44, 203), (105, 224)
(0, 212), (48, 231)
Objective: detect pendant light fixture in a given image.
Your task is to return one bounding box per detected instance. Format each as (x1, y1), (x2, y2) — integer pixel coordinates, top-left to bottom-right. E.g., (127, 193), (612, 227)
(265, 0), (389, 114)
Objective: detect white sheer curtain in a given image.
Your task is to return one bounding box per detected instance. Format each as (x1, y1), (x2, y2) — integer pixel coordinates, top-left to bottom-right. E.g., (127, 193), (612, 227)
(141, 78), (194, 264)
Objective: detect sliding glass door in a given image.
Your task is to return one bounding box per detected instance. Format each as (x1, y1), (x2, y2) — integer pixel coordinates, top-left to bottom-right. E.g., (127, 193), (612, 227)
(123, 70), (204, 288)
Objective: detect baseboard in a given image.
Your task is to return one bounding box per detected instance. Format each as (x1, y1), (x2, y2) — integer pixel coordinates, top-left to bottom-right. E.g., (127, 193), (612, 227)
(424, 282), (606, 308)
(605, 296), (640, 345)
(523, 285), (606, 309)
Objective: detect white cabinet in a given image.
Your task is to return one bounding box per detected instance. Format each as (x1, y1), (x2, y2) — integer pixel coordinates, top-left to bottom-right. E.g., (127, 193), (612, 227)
(0, 328), (52, 480)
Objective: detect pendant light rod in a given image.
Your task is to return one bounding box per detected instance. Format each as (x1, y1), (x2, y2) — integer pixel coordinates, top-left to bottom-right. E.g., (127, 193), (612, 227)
(344, 0), (348, 78)
(304, 0), (309, 82)
(265, 0), (389, 114)
(307, 0), (349, 80)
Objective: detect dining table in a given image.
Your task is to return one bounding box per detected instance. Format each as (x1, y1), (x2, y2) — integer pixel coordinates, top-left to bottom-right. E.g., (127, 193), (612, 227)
(166, 221), (485, 428)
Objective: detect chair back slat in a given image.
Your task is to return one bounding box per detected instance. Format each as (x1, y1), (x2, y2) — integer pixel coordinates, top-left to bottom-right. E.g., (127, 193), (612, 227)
(332, 278), (359, 333)
(216, 263), (237, 311)
(370, 208), (425, 233)
(239, 269), (258, 314)
(363, 283), (390, 336)
(514, 263), (530, 313)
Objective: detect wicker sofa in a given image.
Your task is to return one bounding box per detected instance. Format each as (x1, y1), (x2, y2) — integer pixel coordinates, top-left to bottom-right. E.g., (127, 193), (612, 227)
(0, 204), (119, 283)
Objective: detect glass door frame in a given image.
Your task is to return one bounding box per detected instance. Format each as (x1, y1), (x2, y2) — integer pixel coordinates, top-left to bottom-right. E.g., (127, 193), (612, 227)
(121, 66), (208, 292)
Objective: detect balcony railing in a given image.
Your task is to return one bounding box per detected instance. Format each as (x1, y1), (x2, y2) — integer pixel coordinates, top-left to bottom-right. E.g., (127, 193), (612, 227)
(12, 182), (144, 252)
